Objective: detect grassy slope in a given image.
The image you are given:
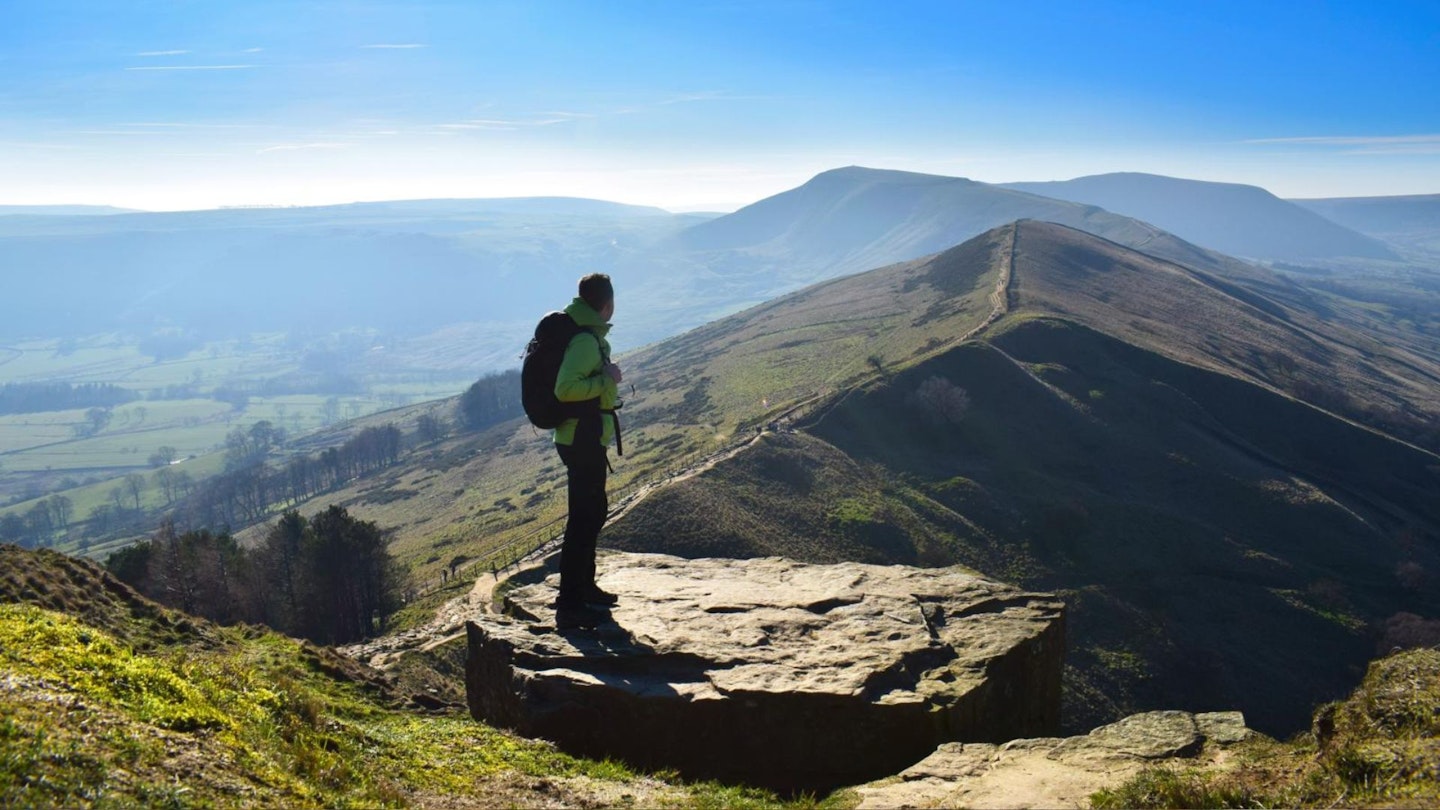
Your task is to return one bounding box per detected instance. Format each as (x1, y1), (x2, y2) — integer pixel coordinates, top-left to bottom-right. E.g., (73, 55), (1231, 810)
(242, 225), (1010, 590)
(603, 222), (1440, 737)
(0, 545), (843, 809)
(1005, 222), (1440, 437)
(1093, 648), (1440, 809)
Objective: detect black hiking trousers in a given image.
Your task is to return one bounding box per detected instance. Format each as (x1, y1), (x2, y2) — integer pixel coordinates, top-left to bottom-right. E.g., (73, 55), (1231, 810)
(555, 441), (608, 604)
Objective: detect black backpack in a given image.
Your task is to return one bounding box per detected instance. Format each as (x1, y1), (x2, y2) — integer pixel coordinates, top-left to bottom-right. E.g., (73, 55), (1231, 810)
(521, 312), (600, 430)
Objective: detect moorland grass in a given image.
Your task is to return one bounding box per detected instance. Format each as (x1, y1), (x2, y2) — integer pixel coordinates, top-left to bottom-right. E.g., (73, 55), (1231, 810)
(0, 595), (853, 809)
(1091, 648), (1440, 809)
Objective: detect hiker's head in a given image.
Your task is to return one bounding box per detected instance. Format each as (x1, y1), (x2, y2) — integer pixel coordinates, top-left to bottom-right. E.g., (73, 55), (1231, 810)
(579, 273), (615, 320)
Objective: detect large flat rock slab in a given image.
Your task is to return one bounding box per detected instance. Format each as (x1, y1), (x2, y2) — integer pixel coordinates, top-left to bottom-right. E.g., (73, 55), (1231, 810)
(466, 552), (1064, 790)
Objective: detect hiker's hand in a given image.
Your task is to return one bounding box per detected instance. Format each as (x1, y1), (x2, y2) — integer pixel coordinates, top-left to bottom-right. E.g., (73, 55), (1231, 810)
(605, 362), (623, 384)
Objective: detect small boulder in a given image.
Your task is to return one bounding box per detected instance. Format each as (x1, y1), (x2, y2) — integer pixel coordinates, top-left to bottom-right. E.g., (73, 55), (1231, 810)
(854, 709), (1256, 809)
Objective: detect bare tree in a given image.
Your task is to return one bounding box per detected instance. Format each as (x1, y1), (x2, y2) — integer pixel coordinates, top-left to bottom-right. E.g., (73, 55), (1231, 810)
(86, 504), (116, 536)
(47, 495), (73, 531)
(173, 470), (195, 499)
(124, 473), (147, 511)
(0, 513), (24, 544)
(80, 407), (112, 437)
(416, 413), (446, 444)
(23, 502), (53, 547)
(155, 466), (177, 504)
(148, 445), (177, 468)
(907, 376), (971, 425)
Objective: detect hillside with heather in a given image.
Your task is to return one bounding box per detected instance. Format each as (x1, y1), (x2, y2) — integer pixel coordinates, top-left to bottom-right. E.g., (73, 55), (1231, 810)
(3, 216), (1438, 806)
(0, 544), (821, 808)
(602, 221), (1440, 734)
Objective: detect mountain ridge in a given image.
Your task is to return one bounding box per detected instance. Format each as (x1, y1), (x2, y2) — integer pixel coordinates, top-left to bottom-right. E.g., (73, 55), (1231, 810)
(600, 220), (1440, 735)
(1002, 172), (1396, 260)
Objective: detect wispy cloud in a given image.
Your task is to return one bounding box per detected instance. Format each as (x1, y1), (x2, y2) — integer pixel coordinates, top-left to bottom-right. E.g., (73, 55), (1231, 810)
(658, 91), (746, 105)
(137, 49), (190, 56)
(0, 141), (79, 150)
(119, 122), (266, 130)
(125, 65), (259, 71)
(257, 142), (349, 154)
(241, 47), (264, 53)
(437, 114), (587, 131)
(70, 130), (169, 136)
(1244, 134), (1440, 155)
(611, 90), (766, 115)
(432, 95), (748, 134)
(361, 43), (427, 49)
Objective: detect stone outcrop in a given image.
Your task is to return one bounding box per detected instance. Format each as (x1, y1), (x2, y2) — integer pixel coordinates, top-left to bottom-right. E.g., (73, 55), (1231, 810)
(465, 552), (1064, 791)
(853, 710), (1254, 809)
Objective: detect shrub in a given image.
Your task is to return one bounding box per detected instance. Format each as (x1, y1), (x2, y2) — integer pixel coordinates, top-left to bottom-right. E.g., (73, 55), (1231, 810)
(906, 376), (970, 425)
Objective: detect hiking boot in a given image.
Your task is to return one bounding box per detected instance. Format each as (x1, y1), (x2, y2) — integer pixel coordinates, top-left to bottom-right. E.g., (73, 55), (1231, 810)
(581, 584), (619, 607)
(554, 602), (609, 630)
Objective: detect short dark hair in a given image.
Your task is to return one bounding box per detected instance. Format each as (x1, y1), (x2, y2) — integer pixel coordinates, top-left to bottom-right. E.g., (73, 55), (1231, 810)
(578, 273), (614, 310)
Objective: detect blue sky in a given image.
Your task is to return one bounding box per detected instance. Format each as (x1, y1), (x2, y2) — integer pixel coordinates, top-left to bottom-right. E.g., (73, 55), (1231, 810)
(1, 0), (1437, 210)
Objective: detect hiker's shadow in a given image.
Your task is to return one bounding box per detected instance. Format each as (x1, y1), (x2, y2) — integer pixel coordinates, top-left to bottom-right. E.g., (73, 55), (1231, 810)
(556, 619), (652, 656)
(554, 620), (697, 698)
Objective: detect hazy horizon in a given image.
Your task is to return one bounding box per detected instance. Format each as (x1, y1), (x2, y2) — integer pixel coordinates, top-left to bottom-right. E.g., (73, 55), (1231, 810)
(7, 165), (1439, 217)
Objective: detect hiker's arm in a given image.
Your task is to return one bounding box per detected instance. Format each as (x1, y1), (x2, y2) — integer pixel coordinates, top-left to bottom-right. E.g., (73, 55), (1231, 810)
(554, 336), (617, 402)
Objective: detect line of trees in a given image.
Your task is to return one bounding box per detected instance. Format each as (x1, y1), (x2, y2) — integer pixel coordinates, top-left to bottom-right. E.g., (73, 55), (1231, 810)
(457, 369), (523, 431)
(0, 494), (74, 550)
(211, 372), (365, 408)
(8, 371), (493, 552)
(106, 507), (402, 644)
(178, 423), (402, 531)
(0, 382), (137, 415)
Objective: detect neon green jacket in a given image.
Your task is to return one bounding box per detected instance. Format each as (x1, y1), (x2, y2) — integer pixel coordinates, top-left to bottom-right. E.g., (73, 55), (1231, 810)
(553, 297), (618, 447)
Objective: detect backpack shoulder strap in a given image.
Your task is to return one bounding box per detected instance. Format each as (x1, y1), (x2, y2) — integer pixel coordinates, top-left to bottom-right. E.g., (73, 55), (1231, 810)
(580, 327), (608, 364)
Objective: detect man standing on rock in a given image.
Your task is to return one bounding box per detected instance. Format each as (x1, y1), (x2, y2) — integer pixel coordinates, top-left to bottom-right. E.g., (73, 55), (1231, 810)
(552, 273), (623, 629)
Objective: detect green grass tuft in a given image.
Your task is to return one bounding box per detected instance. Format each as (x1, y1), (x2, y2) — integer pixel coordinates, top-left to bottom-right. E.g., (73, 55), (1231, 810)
(1090, 648), (1440, 809)
(0, 595), (841, 808)
(1090, 767), (1257, 809)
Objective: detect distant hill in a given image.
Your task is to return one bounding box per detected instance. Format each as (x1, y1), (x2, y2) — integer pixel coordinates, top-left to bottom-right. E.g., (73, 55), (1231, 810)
(0, 197), (696, 345)
(1293, 194), (1440, 255)
(0, 171), (1422, 388)
(0, 198), (667, 235)
(0, 205), (139, 216)
(602, 221), (1440, 736)
(1002, 172), (1396, 261)
(0, 170), (1260, 367)
(678, 166), (1161, 281)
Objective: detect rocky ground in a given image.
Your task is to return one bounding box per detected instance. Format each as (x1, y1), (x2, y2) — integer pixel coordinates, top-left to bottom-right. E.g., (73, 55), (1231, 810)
(466, 552), (1064, 791)
(853, 710), (1251, 809)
